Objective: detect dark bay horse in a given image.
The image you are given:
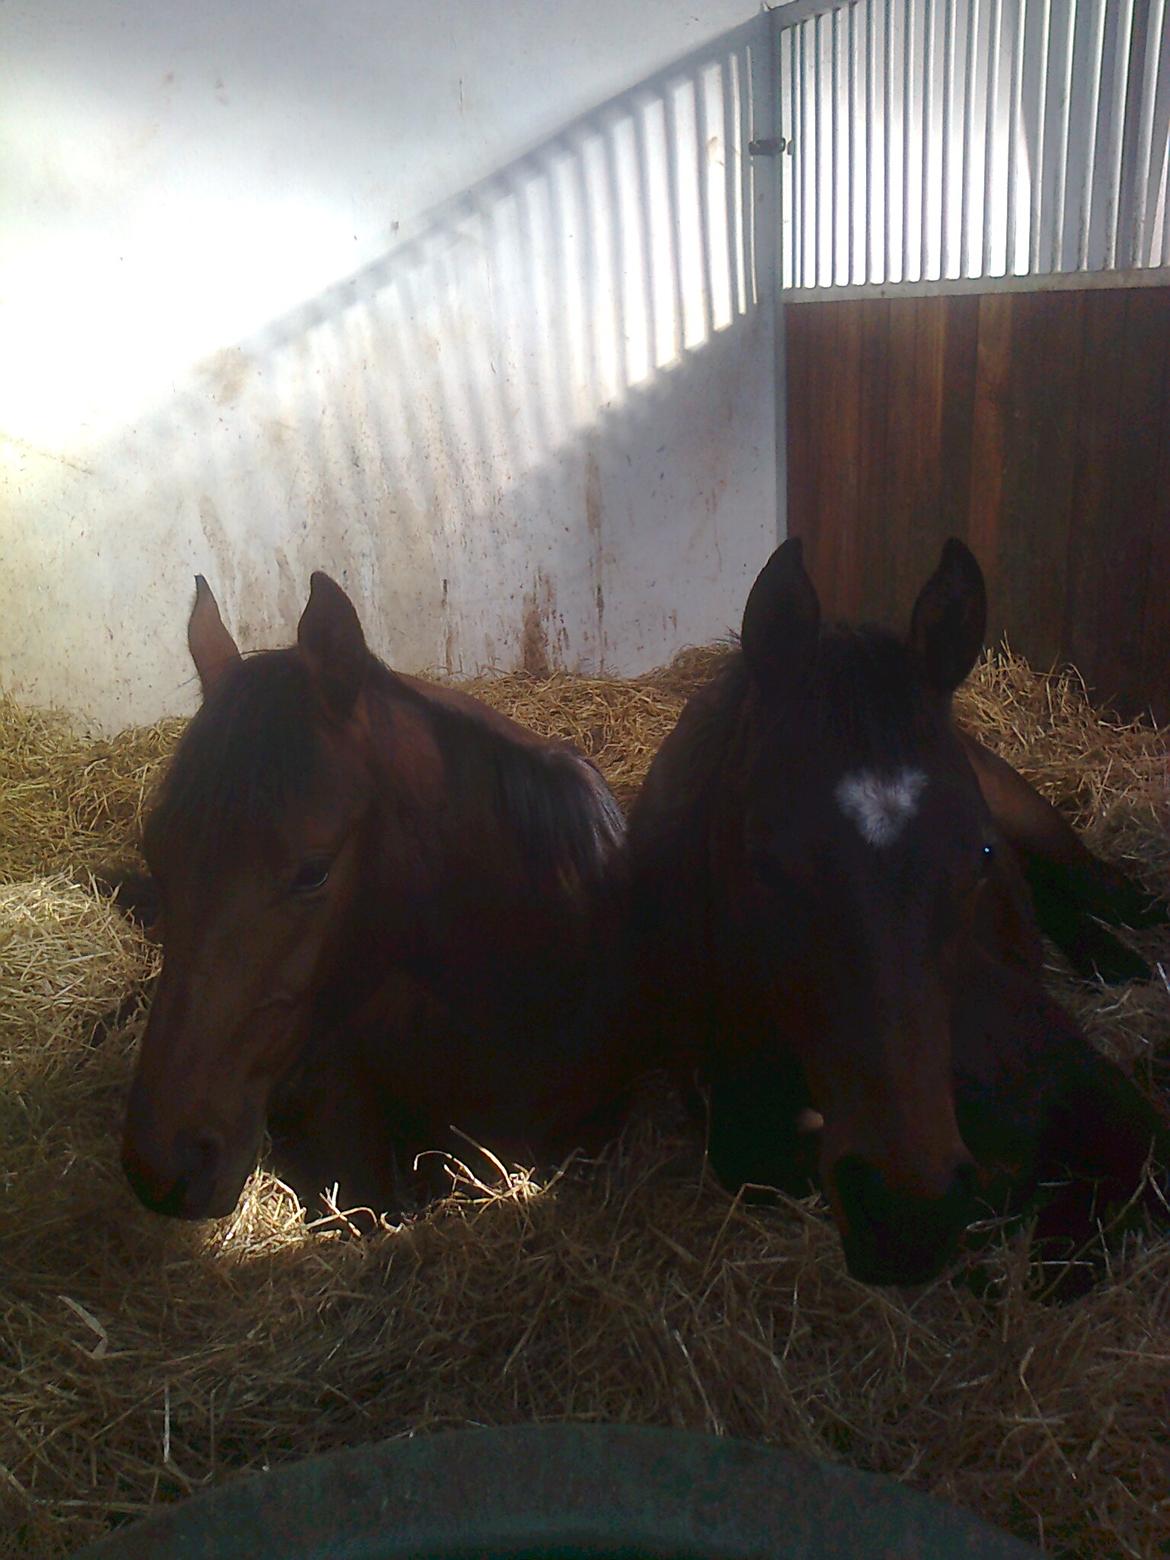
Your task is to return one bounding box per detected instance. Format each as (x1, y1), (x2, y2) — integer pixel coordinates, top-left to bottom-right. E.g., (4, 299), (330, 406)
(628, 538), (1169, 1286)
(121, 574), (632, 1220)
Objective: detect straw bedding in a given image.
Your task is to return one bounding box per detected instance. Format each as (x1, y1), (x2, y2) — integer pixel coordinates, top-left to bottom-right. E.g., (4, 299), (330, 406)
(1, 649), (1169, 1559)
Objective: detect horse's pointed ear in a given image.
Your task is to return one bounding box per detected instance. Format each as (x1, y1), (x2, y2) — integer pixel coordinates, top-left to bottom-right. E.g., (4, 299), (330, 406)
(297, 572), (369, 717)
(188, 576), (241, 702)
(908, 538), (987, 694)
(740, 537), (821, 689)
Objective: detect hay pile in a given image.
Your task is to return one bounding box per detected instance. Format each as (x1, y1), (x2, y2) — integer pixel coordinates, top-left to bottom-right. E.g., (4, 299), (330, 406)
(0, 698), (182, 882)
(2, 650), (1169, 1560)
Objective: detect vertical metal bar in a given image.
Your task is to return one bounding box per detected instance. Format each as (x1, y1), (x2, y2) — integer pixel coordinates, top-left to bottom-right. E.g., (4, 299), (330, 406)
(865, 0), (876, 284)
(1051, 0), (1076, 269)
(884, 0), (895, 283)
(1028, 0), (1052, 273)
(940, 0), (957, 278)
(813, 15), (823, 285)
(920, 0), (934, 279)
(1005, 0), (1026, 274)
(798, 22), (808, 288)
(1116, 0), (1154, 268)
(960, 0), (979, 276)
(780, 35), (791, 299)
(791, 23), (800, 288)
(831, 8), (840, 286)
(1148, 19), (1170, 270)
(902, 0), (915, 282)
(1104, 0), (1136, 269)
(746, 9), (783, 544)
(1148, 0), (1170, 268)
(1078, 0), (1108, 270)
(1130, 0), (1166, 267)
(792, 27), (804, 288)
(848, 1), (857, 285)
(981, 0), (1003, 276)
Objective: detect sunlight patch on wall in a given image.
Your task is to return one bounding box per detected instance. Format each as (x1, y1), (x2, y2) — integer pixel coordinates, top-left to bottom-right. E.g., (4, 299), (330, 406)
(1, 169), (361, 457)
(2, 27), (763, 541)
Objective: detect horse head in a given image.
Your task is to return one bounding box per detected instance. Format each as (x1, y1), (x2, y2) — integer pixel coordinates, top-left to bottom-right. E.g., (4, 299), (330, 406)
(727, 537), (992, 1283)
(121, 573), (378, 1218)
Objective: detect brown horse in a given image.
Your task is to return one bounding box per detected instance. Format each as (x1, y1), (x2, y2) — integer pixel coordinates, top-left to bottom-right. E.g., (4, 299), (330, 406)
(628, 538), (1169, 1286)
(121, 574), (631, 1220)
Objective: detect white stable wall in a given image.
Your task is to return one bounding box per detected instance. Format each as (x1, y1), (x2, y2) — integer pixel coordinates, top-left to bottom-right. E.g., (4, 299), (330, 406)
(0, 0), (781, 731)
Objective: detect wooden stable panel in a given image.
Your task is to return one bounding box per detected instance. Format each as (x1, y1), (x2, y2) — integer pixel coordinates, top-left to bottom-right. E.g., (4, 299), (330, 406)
(785, 287), (1170, 722)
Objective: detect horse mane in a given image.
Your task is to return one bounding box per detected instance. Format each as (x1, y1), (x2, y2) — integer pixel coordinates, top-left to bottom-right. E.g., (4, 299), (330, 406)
(144, 651), (319, 860)
(147, 650), (624, 895)
(372, 663), (625, 893)
(626, 648), (747, 867)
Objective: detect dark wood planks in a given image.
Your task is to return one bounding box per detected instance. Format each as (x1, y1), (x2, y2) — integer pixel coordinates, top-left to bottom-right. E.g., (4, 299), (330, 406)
(994, 289), (1085, 664)
(784, 285), (1170, 722)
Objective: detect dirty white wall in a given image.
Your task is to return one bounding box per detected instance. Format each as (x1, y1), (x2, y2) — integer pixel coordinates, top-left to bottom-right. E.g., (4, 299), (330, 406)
(0, 0), (781, 732)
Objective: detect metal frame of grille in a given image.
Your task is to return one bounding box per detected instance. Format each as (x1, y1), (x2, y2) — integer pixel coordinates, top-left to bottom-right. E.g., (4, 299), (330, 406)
(776, 0), (1170, 293)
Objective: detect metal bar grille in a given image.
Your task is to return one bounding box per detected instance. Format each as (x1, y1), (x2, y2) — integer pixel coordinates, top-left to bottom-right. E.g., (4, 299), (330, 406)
(778, 0), (1170, 290)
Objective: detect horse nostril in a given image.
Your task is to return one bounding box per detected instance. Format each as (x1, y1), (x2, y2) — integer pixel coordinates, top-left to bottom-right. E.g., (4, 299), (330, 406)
(177, 1127), (225, 1189)
(834, 1153), (980, 1286)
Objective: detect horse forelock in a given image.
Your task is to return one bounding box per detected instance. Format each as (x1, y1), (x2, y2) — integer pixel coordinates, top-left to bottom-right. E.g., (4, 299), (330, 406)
(764, 625), (946, 771)
(146, 650), (322, 864)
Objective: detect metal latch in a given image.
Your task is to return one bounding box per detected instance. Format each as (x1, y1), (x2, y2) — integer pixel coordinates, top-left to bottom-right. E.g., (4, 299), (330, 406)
(748, 137), (788, 156)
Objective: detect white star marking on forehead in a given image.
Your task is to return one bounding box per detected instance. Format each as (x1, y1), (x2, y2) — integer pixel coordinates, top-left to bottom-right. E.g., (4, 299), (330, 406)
(835, 768), (928, 848)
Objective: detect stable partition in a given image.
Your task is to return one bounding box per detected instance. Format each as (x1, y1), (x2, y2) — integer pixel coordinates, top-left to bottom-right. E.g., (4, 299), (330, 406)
(785, 281), (1170, 721)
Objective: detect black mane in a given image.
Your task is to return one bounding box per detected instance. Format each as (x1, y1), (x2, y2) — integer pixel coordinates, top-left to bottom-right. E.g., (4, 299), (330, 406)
(794, 623), (944, 768)
(145, 651), (319, 861)
(372, 664), (624, 890)
(146, 650), (623, 891)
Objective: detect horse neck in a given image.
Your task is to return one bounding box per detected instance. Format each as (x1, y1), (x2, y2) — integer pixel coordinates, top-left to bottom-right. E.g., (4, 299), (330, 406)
(353, 674), (623, 1025)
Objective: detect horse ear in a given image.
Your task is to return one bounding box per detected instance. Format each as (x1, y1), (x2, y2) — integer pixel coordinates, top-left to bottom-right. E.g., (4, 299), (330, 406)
(740, 537), (821, 688)
(188, 576), (241, 702)
(297, 572), (369, 717)
(908, 538), (987, 694)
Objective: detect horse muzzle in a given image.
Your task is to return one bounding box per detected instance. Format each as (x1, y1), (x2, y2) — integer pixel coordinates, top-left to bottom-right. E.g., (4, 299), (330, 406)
(832, 1156), (979, 1286)
(121, 1122), (256, 1220)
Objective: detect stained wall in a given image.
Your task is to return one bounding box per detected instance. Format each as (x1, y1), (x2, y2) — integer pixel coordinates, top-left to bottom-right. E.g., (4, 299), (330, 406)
(1, 2), (781, 730)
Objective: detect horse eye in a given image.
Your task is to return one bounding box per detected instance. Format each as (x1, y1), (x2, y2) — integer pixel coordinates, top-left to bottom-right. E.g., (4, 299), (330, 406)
(289, 859), (331, 895)
(980, 842), (996, 869)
